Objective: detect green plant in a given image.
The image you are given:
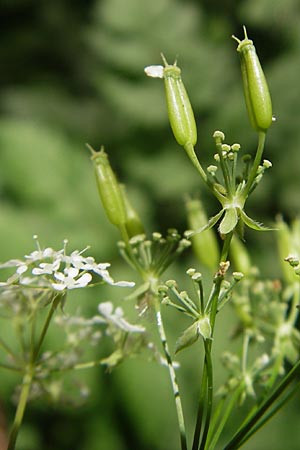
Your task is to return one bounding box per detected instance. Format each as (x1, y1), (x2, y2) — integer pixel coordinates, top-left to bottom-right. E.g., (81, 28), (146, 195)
(1, 27), (300, 450)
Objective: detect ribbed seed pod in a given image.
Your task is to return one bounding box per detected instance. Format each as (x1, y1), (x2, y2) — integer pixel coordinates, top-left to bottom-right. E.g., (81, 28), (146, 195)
(233, 27), (273, 132)
(162, 57), (197, 148)
(186, 198), (219, 270)
(91, 147), (126, 227)
(120, 184), (145, 238)
(163, 59), (197, 147)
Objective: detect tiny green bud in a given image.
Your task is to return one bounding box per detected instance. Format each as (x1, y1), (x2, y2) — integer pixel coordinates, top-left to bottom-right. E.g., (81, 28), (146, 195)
(231, 143), (241, 152)
(221, 144), (231, 153)
(186, 267), (196, 276)
(165, 279), (177, 289)
(207, 165), (218, 174)
(192, 272), (202, 282)
(232, 271), (244, 281)
(213, 130), (225, 142)
(233, 26), (273, 132)
(90, 146), (126, 227)
(263, 159), (272, 169)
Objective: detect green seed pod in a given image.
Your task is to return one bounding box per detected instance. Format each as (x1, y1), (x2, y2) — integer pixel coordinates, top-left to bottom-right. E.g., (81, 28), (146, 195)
(162, 57), (197, 147)
(90, 146), (126, 227)
(119, 184), (145, 238)
(229, 234), (252, 275)
(144, 58), (197, 148)
(186, 198), (219, 270)
(233, 27), (273, 132)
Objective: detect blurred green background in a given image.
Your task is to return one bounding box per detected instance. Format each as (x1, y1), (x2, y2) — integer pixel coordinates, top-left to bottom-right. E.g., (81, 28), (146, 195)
(1, 0), (300, 449)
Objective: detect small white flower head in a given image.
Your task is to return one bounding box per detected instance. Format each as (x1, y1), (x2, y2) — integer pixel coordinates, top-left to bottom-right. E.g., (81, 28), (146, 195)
(52, 267), (92, 291)
(98, 302), (145, 333)
(0, 237), (134, 294)
(144, 65), (164, 78)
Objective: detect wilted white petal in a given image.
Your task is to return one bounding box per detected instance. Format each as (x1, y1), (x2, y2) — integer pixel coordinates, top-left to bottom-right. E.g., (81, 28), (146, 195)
(144, 65), (164, 78)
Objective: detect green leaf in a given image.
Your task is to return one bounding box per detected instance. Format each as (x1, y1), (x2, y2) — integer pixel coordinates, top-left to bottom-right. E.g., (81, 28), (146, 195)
(219, 207), (238, 235)
(240, 210), (274, 232)
(175, 322), (199, 354)
(185, 209), (224, 238)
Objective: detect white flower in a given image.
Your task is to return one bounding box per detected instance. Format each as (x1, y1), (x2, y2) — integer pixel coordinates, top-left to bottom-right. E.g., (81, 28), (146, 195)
(98, 302), (145, 333)
(32, 259), (61, 275)
(144, 65), (164, 78)
(25, 247), (60, 263)
(52, 268), (92, 291)
(93, 265), (135, 287)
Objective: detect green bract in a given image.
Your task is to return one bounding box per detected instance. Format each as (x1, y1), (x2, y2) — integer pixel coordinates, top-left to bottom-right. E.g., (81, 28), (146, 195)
(233, 26), (273, 132)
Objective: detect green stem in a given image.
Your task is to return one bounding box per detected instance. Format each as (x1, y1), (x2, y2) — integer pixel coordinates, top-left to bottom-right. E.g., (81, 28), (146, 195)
(237, 382), (300, 449)
(199, 342), (213, 450)
(223, 357), (300, 450)
(243, 132), (266, 198)
(33, 294), (62, 361)
(8, 368), (34, 450)
(192, 363), (208, 450)
(194, 233), (233, 450)
(206, 386), (244, 450)
(8, 294), (62, 450)
(153, 295), (188, 450)
(184, 143), (207, 183)
(215, 141), (232, 196)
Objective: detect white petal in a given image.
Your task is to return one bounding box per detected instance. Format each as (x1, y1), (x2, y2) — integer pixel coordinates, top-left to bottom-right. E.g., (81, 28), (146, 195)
(112, 280), (135, 287)
(74, 272), (92, 288)
(64, 267), (79, 278)
(144, 65), (164, 78)
(98, 302), (113, 316)
(51, 283), (66, 291)
(16, 265), (28, 275)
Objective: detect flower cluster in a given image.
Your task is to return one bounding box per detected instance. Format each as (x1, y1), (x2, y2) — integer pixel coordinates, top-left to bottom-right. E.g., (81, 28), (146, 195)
(0, 236), (134, 292)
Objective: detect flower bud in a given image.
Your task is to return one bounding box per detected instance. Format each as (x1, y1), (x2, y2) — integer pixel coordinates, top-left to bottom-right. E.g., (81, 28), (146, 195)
(233, 27), (272, 132)
(90, 146), (126, 227)
(145, 56), (197, 148)
(186, 198), (219, 270)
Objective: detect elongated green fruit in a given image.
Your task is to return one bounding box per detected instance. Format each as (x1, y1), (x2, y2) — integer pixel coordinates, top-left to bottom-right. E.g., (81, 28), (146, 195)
(233, 27), (273, 132)
(162, 57), (197, 147)
(90, 146), (126, 227)
(144, 57), (197, 147)
(120, 184), (145, 238)
(186, 198), (219, 270)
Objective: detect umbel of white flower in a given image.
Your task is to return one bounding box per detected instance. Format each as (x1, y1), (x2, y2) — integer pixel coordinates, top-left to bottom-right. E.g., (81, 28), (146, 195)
(0, 236), (135, 291)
